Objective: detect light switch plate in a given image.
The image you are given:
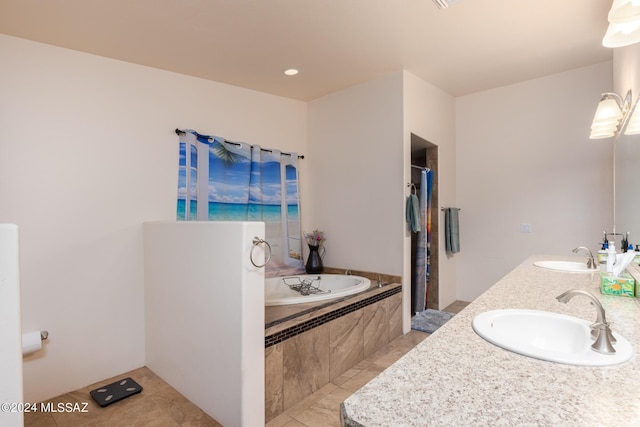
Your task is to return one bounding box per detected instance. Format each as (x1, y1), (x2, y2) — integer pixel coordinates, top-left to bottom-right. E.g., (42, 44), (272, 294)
(520, 223), (532, 233)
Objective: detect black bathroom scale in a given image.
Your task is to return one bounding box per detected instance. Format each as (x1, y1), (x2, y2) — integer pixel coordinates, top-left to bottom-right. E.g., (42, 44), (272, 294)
(90, 377), (143, 407)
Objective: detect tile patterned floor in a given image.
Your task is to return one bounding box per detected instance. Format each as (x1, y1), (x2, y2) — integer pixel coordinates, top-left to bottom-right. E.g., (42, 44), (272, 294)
(23, 367), (221, 427)
(266, 329), (430, 427)
(24, 301), (469, 427)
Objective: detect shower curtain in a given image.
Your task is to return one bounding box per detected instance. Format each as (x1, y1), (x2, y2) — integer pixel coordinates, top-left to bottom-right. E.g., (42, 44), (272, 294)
(413, 169), (433, 313)
(177, 130), (303, 272)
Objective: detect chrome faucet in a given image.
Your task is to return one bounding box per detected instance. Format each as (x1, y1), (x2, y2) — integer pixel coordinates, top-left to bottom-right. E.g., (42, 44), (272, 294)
(572, 246), (597, 269)
(555, 289), (616, 354)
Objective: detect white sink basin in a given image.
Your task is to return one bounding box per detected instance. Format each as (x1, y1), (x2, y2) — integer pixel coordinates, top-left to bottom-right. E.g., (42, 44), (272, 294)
(472, 309), (633, 366)
(533, 260), (595, 273)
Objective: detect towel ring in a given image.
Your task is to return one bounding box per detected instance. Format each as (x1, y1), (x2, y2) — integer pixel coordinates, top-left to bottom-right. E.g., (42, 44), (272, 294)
(250, 237), (272, 268)
(407, 183), (417, 195)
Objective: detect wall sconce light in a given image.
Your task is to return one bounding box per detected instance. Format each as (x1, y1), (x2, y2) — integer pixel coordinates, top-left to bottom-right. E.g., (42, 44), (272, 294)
(603, 0), (640, 47)
(589, 91), (632, 139)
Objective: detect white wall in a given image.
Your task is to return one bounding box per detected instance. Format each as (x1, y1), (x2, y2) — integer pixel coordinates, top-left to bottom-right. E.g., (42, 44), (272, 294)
(0, 224), (23, 427)
(614, 44), (640, 96)
(455, 62), (614, 301)
(144, 222), (265, 427)
(306, 71), (457, 332)
(0, 34), (307, 402)
(307, 73), (404, 275)
(402, 71), (457, 315)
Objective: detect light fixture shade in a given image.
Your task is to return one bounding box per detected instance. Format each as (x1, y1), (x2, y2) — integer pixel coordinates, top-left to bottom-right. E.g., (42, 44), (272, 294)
(591, 121), (619, 132)
(625, 103), (640, 135)
(625, 124), (640, 135)
(604, 0), (640, 47)
(590, 120), (619, 138)
(609, 0), (640, 24)
(592, 97), (623, 122)
(603, 21), (640, 47)
(589, 130), (616, 139)
(589, 94), (625, 139)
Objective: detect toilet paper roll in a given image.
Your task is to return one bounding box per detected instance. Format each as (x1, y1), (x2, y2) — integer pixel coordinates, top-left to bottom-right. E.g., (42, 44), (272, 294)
(22, 331), (42, 356)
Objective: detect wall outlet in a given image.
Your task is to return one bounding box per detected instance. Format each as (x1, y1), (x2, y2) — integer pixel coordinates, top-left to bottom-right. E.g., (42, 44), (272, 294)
(520, 223), (532, 233)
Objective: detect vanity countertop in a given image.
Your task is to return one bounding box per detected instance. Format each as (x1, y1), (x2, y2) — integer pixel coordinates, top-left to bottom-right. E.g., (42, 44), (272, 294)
(341, 255), (640, 426)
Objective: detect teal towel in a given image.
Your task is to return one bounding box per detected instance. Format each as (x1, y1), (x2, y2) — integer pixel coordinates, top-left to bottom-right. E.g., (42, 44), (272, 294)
(406, 194), (421, 233)
(445, 208), (460, 253)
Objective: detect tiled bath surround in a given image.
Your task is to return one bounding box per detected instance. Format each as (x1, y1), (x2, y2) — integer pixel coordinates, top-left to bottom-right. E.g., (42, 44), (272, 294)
(265, 285), (402, 347)
(264, 270), (402, 422)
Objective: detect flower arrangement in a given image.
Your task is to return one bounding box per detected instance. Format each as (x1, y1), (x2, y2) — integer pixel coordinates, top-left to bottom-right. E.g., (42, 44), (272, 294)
(305, 230), (325, 247)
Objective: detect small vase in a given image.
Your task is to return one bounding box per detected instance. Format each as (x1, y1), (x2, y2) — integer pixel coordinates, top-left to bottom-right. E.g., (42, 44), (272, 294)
(305, 244), (324, 274)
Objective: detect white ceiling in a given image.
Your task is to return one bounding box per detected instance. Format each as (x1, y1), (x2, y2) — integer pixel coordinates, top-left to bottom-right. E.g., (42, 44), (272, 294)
(0, 0), (613, 101)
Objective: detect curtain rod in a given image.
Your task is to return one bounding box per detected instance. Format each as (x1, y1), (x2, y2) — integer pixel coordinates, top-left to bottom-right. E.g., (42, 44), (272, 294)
(175, 128), (304, 159)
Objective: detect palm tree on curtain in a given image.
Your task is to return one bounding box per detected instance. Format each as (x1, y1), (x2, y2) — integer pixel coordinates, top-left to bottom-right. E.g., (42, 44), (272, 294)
(211, 140), (245, 165)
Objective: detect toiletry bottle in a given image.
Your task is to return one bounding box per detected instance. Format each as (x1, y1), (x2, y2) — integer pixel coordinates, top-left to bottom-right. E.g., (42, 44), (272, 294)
(598, 243), (608, 271)
(599, 232), (609, 263)
(635, 244), (640, 266)
(623, 232), (630, 252)
(606, 240), (616, 273)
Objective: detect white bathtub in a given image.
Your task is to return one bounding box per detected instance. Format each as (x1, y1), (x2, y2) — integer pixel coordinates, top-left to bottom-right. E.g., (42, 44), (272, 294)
(265, 274), (371, 306)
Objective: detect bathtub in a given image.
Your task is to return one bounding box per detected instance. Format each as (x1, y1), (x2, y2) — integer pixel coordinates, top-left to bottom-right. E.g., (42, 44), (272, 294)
(265, 274), (371, 306)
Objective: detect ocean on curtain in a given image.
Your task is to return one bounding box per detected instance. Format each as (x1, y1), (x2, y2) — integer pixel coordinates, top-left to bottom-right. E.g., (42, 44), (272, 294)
(176, 130), (303, 272)
(413, 169), (433, 313)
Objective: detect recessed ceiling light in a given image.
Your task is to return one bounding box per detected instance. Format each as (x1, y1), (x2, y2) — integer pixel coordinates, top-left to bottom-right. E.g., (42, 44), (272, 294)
(283, 68), (299, 76)
(432, 0), (464, 9)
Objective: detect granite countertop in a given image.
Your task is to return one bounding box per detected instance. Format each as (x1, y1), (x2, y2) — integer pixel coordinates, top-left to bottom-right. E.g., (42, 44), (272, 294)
(341, 255), (640, 427)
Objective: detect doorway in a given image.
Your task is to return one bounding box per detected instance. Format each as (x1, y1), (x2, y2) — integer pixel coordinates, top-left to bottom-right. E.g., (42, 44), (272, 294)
(410, 134), (439, 311)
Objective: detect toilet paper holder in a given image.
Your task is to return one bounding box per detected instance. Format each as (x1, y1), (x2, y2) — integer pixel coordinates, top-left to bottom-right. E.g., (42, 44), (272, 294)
(22, 330), (49, 356)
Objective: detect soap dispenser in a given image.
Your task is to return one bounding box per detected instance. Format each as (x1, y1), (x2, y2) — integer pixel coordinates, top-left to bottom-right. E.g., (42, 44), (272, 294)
(606, 240), (616, 273)
(598, 242), (608, 271)
(598, 232), (609, 263)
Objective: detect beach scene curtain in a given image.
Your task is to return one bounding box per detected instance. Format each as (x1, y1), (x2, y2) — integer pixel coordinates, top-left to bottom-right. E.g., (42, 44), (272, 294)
(177, 130), (303, 272)
(413, 169), (433, 313)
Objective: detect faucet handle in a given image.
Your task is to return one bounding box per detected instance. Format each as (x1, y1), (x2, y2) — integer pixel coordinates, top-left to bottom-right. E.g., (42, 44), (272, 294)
(601, 321), (617, 344)
(590, 322), (617, 354)
(590, 321), (617, 344)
